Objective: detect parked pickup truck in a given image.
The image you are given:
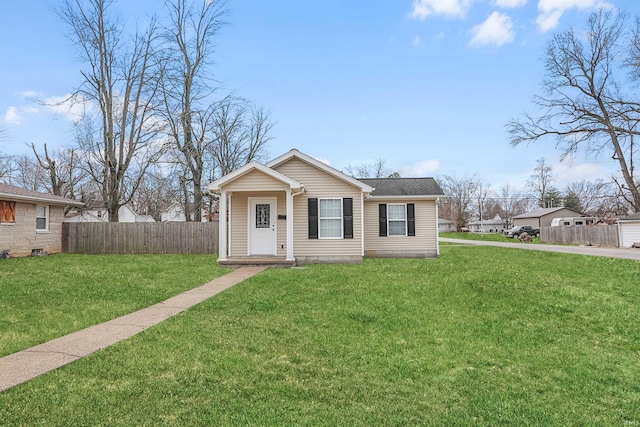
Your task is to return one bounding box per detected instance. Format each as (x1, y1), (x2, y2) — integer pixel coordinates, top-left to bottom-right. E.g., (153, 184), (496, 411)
(504, 225), (540, 238)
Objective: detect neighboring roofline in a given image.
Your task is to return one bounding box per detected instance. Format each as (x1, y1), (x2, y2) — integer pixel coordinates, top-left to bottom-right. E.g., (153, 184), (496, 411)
(0, 191), (84, 207)
(206, 161), (305, 194)
(365, 195), (442, 201)
(512, 207), (579, 219)
(267, 149), (374, 194)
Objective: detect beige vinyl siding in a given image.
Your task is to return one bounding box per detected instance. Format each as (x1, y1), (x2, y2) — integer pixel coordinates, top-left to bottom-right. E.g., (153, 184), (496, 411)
(228, 191), (287, 257)
(223, 169), (291, 192)
(274, 157), (363, 258)
(364, 199), (438, 257)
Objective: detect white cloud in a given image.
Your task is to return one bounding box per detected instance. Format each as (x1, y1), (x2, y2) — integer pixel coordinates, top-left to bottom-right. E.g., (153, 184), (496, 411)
(552, 158), (607, 186)
(44, 94), (93, 123)
(4, 106), (21, 125)
(469, 11), (515, 47)
(18, 90), (43, 100)
(433, 31), (446, 41)
(413, 35), (422, 45)
(536, 0), (613, 32)
(493, 0), (526, 7)
(400, 159), (440, 177)
(410, 0), (471, 20)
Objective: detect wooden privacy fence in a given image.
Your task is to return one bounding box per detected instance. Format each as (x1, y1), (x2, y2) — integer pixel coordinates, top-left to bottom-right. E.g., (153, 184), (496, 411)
(541, 225), (619, 247)
(63, 222), (219, 254)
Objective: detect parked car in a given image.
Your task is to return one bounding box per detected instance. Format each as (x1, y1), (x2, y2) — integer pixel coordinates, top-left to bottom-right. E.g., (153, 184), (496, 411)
(504, 225), (540, 238)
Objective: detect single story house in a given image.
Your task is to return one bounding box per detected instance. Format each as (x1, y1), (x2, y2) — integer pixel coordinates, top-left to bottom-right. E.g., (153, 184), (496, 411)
(438, 218), (455, 233)
(617, 212), (640, 248)
(81, 203), (155, 223)
(160, 203), (216, 222)
(468, 214), (504, 233)
(206, 149), (445, 265)
(512, 207), (583, 228)
(63, 211), (106, 223)
(0, 183), (84, 257)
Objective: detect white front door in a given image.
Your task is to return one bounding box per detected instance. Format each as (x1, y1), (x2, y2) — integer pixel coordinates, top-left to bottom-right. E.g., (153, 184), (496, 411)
(249, 197), (277, 256)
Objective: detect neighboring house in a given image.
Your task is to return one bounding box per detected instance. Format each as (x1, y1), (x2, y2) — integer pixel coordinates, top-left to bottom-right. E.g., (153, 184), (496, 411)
(84, 203), (155, 223)
(468, 214), (504, 233)
(206, 149), (445, 265)
(0, 183), (84, 257)
(160, 203), (187, 222)
(438, 218), (455, 233)
(160, 203), (216, 222)
(63, 211), (106, 223)
(512, 207), (583, 228)
(617, 212), (640, 248)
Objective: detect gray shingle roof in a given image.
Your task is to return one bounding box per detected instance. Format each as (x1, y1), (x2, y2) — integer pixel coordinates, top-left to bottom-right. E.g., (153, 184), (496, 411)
(619, 212), (640, 221)
(512, 207), (581, 219)
(358, 178), (444, 197)
(0, 182), (84, 206)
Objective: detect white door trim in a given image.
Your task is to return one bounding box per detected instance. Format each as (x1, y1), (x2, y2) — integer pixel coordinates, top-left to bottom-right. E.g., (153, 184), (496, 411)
(248, 197), (277, 256)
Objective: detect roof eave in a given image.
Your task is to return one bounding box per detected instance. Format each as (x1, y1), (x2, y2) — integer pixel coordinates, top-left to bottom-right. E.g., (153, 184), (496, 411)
(267, 149), (374, 193)
(366, 195), (443, 200)
(0, 193), (84, 207)
(206, 161), (304, 195)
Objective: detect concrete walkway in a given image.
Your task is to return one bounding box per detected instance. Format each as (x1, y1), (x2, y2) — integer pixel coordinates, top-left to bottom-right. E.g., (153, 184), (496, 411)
(440, 237), (640, 260)
(0, 266), (267, 393)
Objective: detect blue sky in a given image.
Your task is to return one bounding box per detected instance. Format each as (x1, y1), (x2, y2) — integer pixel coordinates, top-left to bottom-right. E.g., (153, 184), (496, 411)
(1, 0), (637, 192)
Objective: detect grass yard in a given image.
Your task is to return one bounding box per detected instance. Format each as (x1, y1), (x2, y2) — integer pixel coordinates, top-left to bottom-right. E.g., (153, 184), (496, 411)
(0, 254), (227, 357)
(1, 247), (639, 425)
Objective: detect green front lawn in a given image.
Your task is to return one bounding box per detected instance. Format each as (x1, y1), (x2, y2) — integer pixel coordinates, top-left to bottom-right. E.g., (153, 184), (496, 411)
(0, 254), (227, 357)
(1, 248), (639, 425)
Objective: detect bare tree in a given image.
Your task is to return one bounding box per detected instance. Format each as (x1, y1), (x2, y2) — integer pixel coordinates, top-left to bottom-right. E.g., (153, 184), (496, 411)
(209, 100), (273, 177)
(565, 179), (616, 216)
(10, 155), (48, 191)
(527, 158), (555, 208)
(498, 183), (527, 227)
(0, 153), (13, 183)
(508, 9), (640, 211)
(344, 158), (397, 179)
(29, 143), (87, 200)
(60, 0), (166, 221)
(160, 0), (226, 221)
(438, 174), (479, 231)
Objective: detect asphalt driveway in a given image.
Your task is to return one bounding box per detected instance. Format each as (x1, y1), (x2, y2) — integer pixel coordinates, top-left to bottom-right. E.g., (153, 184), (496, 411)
(440, 237), (640, 261)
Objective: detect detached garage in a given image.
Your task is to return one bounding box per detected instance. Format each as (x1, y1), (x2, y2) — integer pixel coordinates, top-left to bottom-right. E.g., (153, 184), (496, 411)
(618, 212), (640, 248)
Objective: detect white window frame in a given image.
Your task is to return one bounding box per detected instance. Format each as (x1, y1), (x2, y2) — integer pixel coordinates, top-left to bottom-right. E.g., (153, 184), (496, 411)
(319, 198), (343, 239)
(387, 203), (407, 237)
(36, 205), (49, 232)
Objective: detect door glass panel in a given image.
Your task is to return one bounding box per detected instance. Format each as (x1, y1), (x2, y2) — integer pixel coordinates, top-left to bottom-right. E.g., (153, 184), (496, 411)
(256, 204), (270, 228)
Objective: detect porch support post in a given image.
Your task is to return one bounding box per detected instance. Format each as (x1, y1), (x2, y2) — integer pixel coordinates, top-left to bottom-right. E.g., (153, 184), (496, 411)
(219, 190), (228, 261)
(361, 192), (365, 257)
(435, 198), (440, 256)
(286, 189), (294, 261)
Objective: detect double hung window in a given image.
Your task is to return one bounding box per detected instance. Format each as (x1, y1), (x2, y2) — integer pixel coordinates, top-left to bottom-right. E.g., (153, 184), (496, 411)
(379, 203), (415, 237)
(319, 198), (342, 239)
(36, 205), (48, 231)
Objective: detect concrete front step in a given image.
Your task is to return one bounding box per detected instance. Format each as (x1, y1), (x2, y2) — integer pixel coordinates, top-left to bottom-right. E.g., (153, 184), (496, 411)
(219, 257), (296, 268)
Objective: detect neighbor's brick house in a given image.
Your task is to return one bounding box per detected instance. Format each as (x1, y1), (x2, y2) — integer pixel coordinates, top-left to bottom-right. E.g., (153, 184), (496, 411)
(0, 183), (83, 257)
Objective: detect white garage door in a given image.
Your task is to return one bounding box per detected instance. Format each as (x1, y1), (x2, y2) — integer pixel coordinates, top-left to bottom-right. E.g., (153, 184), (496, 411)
(619, 222), (640, 248)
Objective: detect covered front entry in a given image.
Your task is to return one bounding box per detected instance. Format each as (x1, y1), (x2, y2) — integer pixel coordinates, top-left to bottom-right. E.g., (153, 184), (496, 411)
(248, 197), (277, 255)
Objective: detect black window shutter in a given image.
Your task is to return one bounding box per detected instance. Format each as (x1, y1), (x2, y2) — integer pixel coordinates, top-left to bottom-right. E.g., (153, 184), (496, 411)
(379, 204), (387, 237)
(308, 198), (318, 239)
(343, 198), (353, 239)
(407, 203), (415, 237)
